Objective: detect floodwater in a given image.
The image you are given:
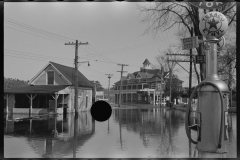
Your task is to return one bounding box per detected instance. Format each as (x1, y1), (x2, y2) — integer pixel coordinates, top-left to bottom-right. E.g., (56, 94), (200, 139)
(4, 107), (236, 158)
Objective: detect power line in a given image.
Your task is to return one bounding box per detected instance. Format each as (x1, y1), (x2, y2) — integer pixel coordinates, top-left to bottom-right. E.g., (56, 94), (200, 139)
(89, 44), (117, 64)
(4, 21), (67, 42)
(4, 51), (74, 64)
(4, 17), (74, 41)
(4, 54), (73, 65)
(78, 36), (176, 58)
(4, 49), (73, 61)
(4, 51), (119, 79)
(5, 25), (66, 43)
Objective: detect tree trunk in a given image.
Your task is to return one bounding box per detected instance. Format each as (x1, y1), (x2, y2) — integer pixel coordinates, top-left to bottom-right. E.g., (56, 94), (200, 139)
(199, 35), (206, 81)
(169, 69), (172, 103)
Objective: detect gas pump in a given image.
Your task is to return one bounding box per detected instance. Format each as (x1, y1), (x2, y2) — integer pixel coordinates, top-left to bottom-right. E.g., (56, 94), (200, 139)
(185, 11), (229, 154)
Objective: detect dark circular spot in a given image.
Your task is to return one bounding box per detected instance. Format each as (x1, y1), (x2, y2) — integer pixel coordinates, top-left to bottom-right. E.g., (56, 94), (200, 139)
(91, 100), (112, 122)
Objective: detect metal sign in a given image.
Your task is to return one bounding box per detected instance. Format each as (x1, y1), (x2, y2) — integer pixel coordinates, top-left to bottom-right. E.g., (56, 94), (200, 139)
(167, 53), (192, 56)
(190, 2), (228, 10)
(199, 11), (228, 39)
(181, 36), (199, 50)
(195, 55), (205, 64)
(168, 59), (192, 62)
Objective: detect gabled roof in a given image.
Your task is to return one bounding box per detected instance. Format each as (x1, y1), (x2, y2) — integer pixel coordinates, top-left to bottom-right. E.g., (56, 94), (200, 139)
(136, 72), (146, 78)
(143, 59), (151, 65)
(146, 73), (154, 78)
(29, 61), (93, 89)
(133, 69), (168, 78)
(127, 73), (135, 79)
(50, 62), (94, 88)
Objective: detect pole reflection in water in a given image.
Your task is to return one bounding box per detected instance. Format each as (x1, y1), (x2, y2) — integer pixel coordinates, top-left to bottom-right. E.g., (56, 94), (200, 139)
(30, 119), (32, 135)
(119, 109), (123, 150)
(73, 113), (78, 158)
(107, 119), (110, 134)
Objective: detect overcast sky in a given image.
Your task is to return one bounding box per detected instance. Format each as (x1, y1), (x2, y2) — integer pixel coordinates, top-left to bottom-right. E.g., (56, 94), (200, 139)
(4, 2), (197, 88)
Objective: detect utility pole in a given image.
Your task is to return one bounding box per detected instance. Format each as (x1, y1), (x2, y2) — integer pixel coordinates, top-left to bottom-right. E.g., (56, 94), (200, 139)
(105, 74), (113, 102)
(189, 27), (193, 104)
(117, 64), (128, 107)
(167, 53), (193, 106)
(65, 40), (88, 117)
(92, 81), (97, 103)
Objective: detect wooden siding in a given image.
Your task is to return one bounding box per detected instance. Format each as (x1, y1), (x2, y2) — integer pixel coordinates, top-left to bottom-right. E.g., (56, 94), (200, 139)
(54, 70), (69, 85)
(68, 87), (92, 112)
(34, 72), (47, 85)
(33, 64), (69, 85)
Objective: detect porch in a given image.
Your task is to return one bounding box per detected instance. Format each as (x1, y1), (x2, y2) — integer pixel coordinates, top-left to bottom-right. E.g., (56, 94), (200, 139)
(4, 85), (71, 116)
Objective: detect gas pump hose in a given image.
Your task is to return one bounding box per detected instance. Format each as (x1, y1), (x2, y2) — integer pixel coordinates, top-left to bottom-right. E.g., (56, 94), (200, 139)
(185, 81), (224, 148)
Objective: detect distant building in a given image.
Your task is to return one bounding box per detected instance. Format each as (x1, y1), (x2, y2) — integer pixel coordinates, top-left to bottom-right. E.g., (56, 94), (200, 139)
(111, 59), (183, 105)
(4, 61), (94, 115)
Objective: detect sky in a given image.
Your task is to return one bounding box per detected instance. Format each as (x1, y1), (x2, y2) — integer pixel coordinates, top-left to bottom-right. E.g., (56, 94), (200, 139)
(4, 2), (198, 88)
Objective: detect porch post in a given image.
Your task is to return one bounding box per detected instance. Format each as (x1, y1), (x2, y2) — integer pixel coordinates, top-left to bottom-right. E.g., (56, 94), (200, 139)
(51, 93), (59, 114)
(4, 94), (13, 114)
(26, 94), (37, 117)
(153, 91), (155, 105)
(62, 94), (64, 107)
(6, 94), (9, 114)
(30, 96), (32, 117)
(55, 93), (59, 114)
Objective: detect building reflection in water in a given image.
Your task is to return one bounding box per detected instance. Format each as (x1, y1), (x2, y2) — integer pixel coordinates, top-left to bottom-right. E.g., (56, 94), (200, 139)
(4, 112), (95, 158)
(113, 108), (186, 157)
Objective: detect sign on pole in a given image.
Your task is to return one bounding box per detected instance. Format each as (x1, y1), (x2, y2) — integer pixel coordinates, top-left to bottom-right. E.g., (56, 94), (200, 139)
(189, 2), (229, 10)
(181, 36), (199, 50)
(195, 55), (205, 64)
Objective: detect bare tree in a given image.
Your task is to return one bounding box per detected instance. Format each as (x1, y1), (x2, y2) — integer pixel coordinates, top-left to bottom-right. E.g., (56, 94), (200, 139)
(218, 44), (236, 89)
(156, 47), (177, 103)
(137, 2), (236, 82)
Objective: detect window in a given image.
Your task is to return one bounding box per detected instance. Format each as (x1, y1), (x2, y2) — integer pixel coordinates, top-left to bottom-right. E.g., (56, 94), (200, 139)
(47, 71), (54, 85)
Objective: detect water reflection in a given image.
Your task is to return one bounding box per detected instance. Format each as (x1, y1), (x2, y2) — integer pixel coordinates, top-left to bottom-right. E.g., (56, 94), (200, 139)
(5, 112), (95, 158)
(113, 108), (187, 157)
(4, 108), (236, 158)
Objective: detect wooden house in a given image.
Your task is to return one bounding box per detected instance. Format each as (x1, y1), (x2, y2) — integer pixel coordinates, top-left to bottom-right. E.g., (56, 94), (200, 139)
(4, 61), (94, 115)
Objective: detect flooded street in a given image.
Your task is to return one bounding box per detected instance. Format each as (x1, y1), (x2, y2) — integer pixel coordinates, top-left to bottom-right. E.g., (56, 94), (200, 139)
(4, 108), (236, 158)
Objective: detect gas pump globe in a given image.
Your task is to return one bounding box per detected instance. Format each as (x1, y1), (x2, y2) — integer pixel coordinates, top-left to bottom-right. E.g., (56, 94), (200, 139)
(185, 11), (230, 155)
